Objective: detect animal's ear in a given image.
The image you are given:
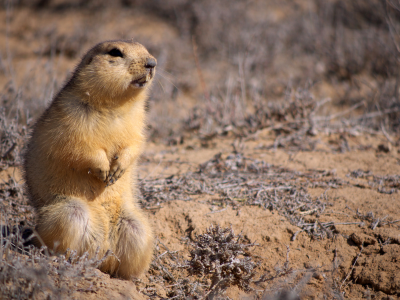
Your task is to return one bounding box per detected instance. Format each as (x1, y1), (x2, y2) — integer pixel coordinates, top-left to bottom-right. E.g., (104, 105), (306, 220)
(80, 48), (97, 66)
(79, 53), (94, 67)
(86, 56), (93, 65)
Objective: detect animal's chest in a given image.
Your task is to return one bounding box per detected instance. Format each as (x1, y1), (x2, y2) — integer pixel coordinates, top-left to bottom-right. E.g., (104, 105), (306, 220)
(84, 111), (140, 153)
(91, 116), (130, 144)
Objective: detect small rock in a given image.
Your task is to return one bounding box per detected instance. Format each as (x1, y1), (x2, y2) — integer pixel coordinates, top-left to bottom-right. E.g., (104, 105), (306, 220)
(313, 272), (325, 281)
(350, 232), (376, 246)
(377, 143), (391, 153)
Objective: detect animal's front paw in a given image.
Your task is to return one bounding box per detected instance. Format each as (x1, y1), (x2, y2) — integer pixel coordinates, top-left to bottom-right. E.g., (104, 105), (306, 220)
(105, 155), (126, 186)
(89, 167), (109, 182)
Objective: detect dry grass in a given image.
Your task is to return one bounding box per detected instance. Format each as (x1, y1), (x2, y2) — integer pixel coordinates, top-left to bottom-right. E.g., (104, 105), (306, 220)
(0, 231), (113, 299)
(138, 226), (310, 299)
(347, 169), (400, 195)
(139, 225), (258, 299)
(0, 109), (27, 170)
(0, 152), (114, 299)
(118, 0), (400, 141)
(188, 225), (257, 294)
(4, 0), (399, 140)
(140, 151), (345, 240)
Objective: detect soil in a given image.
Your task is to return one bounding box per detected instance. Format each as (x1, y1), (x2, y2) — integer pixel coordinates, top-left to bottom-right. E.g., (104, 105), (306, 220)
(139, 136), (400, 299)
(1, 1), (400, 299)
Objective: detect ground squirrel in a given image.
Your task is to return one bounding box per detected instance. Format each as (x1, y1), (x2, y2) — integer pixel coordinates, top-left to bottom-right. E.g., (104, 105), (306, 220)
(23, 40), (156, 279)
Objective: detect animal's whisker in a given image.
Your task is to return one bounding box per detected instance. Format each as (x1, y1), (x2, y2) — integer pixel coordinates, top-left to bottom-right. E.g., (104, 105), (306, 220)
(156, 77), (166, 93)
(156, 71), (179, 91)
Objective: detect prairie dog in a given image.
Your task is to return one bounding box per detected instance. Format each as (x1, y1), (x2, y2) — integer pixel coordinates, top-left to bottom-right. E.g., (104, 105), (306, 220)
(23, 40), (156, 279)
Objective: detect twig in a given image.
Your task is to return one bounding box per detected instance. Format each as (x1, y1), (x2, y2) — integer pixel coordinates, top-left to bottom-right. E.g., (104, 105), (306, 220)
(157, 239), (178, 261)
(204, 278), (227, 299)
(387, 219), (400, 224)
(350, 107), (400, 121)
(192, 36), (211, 110)
(313, 101), (365, 121)
(153, 260), (176, 282)
(340, 243), (363, 291)
(315, 97), (332, 108)
(156, 251), (168, 260)
(292, 221), (364, 241)
(381, 122), (394, 144)
(298, 208), (318, 215)
(326, 210), (351, 217)
(206, 207), (228, 215)
(331, 222), (364, 226)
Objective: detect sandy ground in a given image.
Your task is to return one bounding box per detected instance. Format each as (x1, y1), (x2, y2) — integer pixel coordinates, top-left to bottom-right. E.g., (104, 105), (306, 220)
(138, 135), (400, 299)
(1, 134), (400, 299)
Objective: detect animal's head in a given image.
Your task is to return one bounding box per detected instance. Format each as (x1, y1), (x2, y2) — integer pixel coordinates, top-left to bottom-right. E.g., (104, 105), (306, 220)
(72, 40), (156, 105)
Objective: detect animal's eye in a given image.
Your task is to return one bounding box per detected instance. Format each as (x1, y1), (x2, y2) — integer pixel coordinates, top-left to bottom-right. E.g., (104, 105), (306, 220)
(108, 48), (123, 58)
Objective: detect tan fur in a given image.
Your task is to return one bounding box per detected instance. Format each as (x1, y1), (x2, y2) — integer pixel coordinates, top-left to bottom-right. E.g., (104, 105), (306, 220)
(23, 40), (156, 279)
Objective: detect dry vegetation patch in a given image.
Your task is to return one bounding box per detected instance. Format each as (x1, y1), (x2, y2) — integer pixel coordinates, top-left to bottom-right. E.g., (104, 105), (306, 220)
(140, 226), (258, 299)
(140, 151), (343, 241)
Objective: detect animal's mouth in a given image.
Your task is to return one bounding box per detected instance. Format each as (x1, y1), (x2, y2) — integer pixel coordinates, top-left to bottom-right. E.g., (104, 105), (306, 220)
(131, 76), (149, 88)
(131, 69), (155, 88)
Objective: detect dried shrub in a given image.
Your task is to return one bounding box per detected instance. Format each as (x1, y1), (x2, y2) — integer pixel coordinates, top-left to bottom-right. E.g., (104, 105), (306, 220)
(348, 169), (400, 195)
(138, 226), (258, 299)
(142, 240), (203, 299)
(140, 152), (342, 240)
(121, 0), (400, 79)
(4, 0), (400, 140)
(0, 225), (114, 299)
(286, 0), (399, 79)
(0, 153), (114, 299)
(0, 109), (27, 170)
(188, 225), (257, 293)
(0, 177), (33, 232)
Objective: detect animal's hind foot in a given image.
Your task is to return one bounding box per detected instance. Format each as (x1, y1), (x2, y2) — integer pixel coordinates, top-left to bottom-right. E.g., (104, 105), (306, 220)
(112, 214), (153, 279)
(35, 197), (106, 255)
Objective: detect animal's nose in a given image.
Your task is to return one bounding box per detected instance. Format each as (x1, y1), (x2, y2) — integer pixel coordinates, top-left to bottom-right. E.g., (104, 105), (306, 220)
(145, 57), (157, 69)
